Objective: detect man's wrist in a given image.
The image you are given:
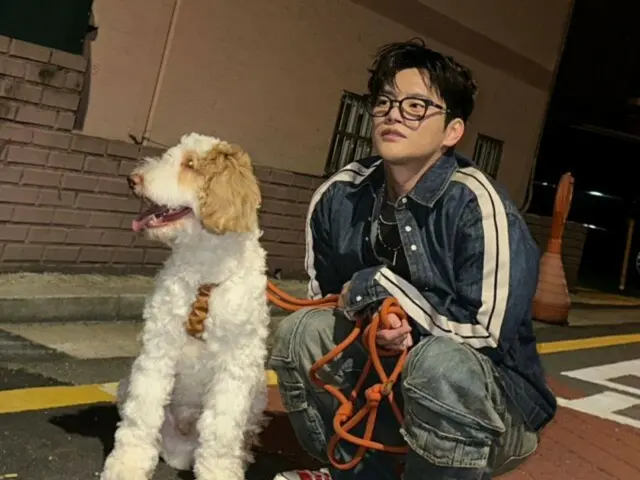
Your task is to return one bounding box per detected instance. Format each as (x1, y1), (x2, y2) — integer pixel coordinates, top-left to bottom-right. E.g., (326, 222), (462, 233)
(343, 266), (388, 314)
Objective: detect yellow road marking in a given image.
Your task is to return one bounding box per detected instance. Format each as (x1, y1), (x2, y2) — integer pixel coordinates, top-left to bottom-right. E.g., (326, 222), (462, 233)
(1, 334), (638, 415)
(537, 333), (640, 355)
(0, 383), (114, 414)
(0, 372), (280, 415)
(265, 369), (278, 386)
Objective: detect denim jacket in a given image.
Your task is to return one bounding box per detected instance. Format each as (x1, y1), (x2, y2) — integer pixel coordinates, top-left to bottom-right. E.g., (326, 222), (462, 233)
(304, 152), (557, 432)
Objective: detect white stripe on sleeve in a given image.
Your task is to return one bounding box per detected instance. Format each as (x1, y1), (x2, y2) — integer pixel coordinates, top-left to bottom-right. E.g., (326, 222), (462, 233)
(304, 160), (382, 299)
(373, 166), (510, 349)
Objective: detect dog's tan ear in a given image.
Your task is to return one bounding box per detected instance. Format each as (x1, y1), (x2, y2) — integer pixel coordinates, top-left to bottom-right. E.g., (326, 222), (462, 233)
(199, 145), (261, 234)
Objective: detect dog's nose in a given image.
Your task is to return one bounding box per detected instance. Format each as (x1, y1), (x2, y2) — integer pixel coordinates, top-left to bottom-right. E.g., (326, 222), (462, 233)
(127, 174), (143, 191)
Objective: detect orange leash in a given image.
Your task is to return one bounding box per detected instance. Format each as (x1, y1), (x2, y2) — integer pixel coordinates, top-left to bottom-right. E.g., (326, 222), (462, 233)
(266, 281), (409, 470)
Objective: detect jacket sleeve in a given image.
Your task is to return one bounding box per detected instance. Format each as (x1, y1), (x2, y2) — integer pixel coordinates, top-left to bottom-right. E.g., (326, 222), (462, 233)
(343, 199), (540, 359)
(304, 184), (343, 299)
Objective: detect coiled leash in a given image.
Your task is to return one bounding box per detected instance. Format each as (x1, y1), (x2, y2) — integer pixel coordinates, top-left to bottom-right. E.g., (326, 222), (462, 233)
(186, 281), (410, 470)
(266, 281), (410, 471)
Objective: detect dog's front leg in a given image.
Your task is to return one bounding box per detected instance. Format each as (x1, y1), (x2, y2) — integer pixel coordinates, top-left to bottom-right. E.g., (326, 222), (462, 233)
(193, 358), (265, 480)
(101, 313), (186, 480)
(193, 301), (268, 480)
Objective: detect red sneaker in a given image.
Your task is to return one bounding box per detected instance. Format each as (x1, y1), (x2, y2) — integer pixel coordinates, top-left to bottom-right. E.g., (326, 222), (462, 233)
(273, 468), (332, 479)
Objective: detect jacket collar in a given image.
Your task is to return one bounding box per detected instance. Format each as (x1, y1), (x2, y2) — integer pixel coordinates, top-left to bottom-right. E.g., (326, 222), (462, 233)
(408, 152), (458, 207)
(361, 152), (458, 208)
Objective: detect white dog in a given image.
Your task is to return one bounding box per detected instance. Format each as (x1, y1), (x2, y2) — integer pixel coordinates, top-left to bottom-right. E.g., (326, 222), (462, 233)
(100, 133), (270, 480)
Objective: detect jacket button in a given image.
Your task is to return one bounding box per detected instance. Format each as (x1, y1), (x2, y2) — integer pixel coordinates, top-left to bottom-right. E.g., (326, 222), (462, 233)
(356, 295), (362, 301)
(405, 226), (411, 232)
(410, 245), (417, 251)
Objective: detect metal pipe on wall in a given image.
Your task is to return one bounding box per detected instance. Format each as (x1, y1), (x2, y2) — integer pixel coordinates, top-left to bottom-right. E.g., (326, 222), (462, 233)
(139, 0), (182, 145)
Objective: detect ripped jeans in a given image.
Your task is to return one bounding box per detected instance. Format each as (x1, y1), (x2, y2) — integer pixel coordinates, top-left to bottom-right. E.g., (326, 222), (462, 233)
(267, 307), (539, 479)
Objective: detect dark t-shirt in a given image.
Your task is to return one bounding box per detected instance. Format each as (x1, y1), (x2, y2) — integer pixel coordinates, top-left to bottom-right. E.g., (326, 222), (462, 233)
(373, 199), (411, 280)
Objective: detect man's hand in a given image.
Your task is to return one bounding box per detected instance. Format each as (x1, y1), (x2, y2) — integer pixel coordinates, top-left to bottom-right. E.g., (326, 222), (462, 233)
(376, 313), (413, 351)
(337, 281), (351, 309)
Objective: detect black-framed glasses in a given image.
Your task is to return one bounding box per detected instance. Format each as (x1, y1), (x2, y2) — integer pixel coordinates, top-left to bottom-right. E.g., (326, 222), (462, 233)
(366, 94), (448, 121)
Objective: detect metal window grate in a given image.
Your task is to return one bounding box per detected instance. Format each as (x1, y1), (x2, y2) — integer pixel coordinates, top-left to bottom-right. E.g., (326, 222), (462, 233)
(325, 91), (374, 175)
(472, 134), (503, 179)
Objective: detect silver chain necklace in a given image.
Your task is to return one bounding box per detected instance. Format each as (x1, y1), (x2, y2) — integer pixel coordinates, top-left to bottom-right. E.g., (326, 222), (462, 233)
(376, 182), (402, 265)
(376, 226), (401, 265)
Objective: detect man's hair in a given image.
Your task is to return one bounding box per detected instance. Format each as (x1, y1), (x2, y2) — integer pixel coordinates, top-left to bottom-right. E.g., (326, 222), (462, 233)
(367, 38), (478, 124)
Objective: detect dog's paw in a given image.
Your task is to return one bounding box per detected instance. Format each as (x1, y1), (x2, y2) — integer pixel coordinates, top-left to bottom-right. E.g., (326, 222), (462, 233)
(100, 449), (151, 480)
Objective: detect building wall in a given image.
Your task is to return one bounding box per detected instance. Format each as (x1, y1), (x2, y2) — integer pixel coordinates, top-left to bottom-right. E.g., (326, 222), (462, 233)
(80, 0), (175, 142)
(416, 0), (570, 72)
(0, 36), (321, 275)
(0, 1), (584, 286)
(81, 0), (573, 208)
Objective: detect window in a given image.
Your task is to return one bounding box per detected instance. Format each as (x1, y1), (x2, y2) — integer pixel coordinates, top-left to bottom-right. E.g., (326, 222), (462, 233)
(0, 0), (94, 55)
(325, 91), (374, 175)
(472, 133), (503, 179)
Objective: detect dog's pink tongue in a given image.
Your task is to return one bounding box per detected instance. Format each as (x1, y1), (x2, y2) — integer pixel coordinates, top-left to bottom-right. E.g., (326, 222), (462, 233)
(132, 204), (166, 232)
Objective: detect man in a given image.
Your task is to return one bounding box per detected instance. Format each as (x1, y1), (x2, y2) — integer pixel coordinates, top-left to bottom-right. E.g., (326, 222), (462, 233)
(269, 39), (556, 480)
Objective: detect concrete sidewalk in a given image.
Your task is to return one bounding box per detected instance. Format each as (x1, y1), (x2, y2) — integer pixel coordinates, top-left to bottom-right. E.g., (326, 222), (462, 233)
(258, 377), (640, 480)
(2, 272), (640, 328)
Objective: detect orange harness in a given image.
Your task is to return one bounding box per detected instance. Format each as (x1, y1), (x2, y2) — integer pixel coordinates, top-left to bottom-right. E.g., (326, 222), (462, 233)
(266, 281), (410, 470)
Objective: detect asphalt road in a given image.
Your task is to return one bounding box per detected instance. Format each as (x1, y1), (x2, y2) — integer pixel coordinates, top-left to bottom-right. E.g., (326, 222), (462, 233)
(0, 400), (311, 480)
(0, 368), (311, 480)
(0, 322), (639, 480)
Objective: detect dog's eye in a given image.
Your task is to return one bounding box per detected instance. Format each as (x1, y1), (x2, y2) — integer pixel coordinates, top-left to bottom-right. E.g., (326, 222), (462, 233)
(183, 157), (196, 169)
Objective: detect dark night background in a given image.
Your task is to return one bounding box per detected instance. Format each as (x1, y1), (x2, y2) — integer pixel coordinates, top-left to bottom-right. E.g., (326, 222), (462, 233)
(528, 0), (640, 294)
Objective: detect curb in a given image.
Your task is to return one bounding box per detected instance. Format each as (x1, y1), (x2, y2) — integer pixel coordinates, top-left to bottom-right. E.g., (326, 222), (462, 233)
(0, 294), (293, 324)
(570, 301), (640, 310)
(4, 293), (639, 327)
(0, 293), (147, 323)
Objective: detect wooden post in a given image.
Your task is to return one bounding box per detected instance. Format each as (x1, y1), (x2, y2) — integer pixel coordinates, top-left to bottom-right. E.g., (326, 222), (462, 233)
(531, 172), (574, 325)
(619, 217), (636, 291)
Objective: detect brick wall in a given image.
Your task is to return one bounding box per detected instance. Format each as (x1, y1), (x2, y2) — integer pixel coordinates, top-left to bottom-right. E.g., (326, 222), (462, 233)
(0, 37), (84, 129)
(0, 36), (322, 277)
(255, 168), (323, 276)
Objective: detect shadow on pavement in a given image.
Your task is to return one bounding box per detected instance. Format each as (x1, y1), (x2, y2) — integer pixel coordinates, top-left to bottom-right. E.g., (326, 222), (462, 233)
(47, 405), (322, 480)
(49, 404), (118, 460)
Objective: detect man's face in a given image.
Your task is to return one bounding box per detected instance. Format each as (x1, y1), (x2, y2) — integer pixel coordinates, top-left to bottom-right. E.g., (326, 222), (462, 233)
(371, 68), (463, 164)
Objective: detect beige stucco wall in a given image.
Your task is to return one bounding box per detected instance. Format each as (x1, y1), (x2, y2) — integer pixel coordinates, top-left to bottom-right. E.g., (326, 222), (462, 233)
(81, 0), (175, 142)
(418, 0), (571, 71)
(80, 0), (572, 207)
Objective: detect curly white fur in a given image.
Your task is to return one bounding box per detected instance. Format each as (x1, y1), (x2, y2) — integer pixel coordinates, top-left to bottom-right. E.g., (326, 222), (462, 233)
(100, 133), (270, 480)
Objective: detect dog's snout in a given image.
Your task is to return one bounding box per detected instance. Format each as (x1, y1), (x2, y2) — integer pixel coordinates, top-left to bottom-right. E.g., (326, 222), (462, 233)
(127, 174), (143, 191)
